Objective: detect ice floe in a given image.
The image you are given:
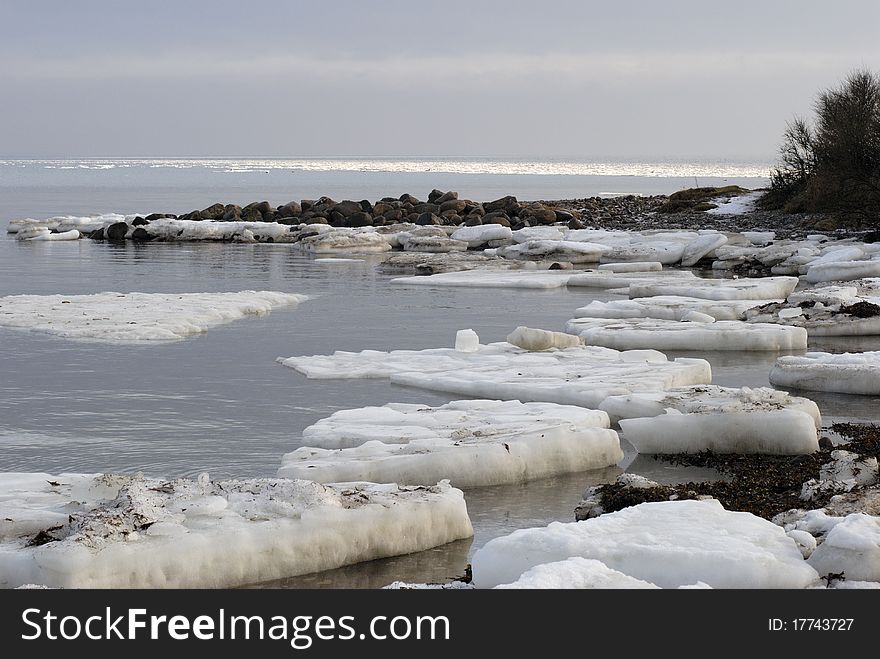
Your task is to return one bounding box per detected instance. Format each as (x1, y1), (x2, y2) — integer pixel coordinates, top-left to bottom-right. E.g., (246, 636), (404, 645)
(0, 473), (472, 588)
(744, 298), (880, 336)
(629, 276), (799, 301)
(566, 317), (808, 352)
(0, 291), (306, 343)
(494, 557), (660, 589)
(506, 326), (581, 351)
(450, 224), (513, 248)
(278, 335), (712, 409)
(770, 351), (880, 395)
(296, 229), (392, 253)
(471, 499), (819, 589)
(279, 400), (622, 487)
(574, 296), (778, 322)
(605, 386), (821, 455)
(390, 269), (577, 289)
(807, 513), (880, 582)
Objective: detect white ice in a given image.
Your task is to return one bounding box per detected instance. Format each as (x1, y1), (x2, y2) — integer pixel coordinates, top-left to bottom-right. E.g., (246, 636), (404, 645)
(451, 225), (513, 248)
(680, 233), (728, 267)
(807, 514), (880, 582)
(498, 240), (610, 263)
(297, 229), (392, 253)
(566, 317), (808, 351)
(805, 260), (880, 284)
(0, 473), (473, 588)
(494, 557), (659, 589)
(142, 218), (294, 242)
(629, 276), (799, 301)
(471, 499), (819, 589)
(505, 326), (581, 351)
(770, 351), (880, 395)
(390, 270), (577, 289)
(705, 191), (763, 215)
(279, 400), (622, 487)
(574, 296), (778, 322)
(0, 291), (307, 343)
(597, 262), (663, 272)
(278, 339), (711, 410)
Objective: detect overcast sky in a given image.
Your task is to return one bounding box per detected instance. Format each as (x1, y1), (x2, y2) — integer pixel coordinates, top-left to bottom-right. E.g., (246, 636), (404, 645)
(1, 0), (879, 159)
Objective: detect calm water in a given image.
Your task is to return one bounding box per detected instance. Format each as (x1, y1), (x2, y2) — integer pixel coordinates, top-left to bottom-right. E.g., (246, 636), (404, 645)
(3, 158), (877, 588)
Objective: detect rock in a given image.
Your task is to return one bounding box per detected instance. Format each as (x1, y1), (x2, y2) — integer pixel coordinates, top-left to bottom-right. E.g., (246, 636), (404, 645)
(435, 191), (459, 205)
(301, 216), (328, 225)
(414, 203), (441, 215)
(483, 212), (511, 227)
(144, 213), (168, 222)
(439, 199), (468, 214)
(427, 189), (446, 204)
(241, 207), (262, 222)
(88, 228), (105, 240)
(131, 216), (149, 226)
(464, 215), (483, 226)
(484, 195), (519, 214)
(522, 205), (557, 225)
(416, 212), (443, 225)
(346, 212), (373, 227)
(568, 218), (585, 230)
(328, 211), (347, 226)
(554, 209), (575, 222)
(373, 202), (394, 216)
(277, 201), (302, 218)
(131, 227), (152, 242)
(106, 222), (129, 241)
(301, 200), (315, 212)
(261, 210), (276, 223)
(465, 203), (485, 217)
(863, 231), (880, 243)
(332, 200), (363, 217)
(199, 203), (226, 220)
(399, 193), (421, 205)
(222, 205), (242, 221)
(382, 209), (404, 222)
(359, 200), (373, 213)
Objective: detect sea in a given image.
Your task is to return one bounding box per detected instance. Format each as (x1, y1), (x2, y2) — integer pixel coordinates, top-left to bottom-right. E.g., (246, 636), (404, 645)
(3, 157), (876, 587)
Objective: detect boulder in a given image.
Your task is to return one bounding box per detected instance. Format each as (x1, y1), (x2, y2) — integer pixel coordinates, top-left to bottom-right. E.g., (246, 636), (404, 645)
(144, 213), (170, 222)
(346, 211), (373, 227)
(222, 205), (242, 221)
(278, 201), (302, 218)
(131, 216), (149, 226)
(435, 191), (459, 205)
(427, 189), (446, 204)
(332, 200), (363, 217)
(106, 222), (129, 241)
(439, 199), (468, 214)
(416, 212), (443, 225)
(484, 195), (519, 214)
(131, 227), (152, 242)
(199, 203), (226, 220)
(399, 193), (421, 205)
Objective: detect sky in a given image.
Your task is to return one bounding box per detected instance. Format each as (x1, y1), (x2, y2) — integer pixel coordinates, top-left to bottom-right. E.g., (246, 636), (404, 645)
(1, 0), (879, 159)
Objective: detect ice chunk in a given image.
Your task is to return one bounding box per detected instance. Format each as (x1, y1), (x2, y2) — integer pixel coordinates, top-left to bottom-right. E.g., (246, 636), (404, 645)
(745, 299), (880, 337)
(499, 240), (610, 263)
(788, 285), (859, 306)
(629, 276), (799, 301)
(597, 262), (663, 272)
(0, 474), (472, 588)
(506, 326), (581, 351)
(298, 230), (392, 253)
(805, 260), (880, 284)
(21, 229), (81, 241)
(770, 351), (880, 395)
(455, 328), (480, 352)
(807, 514), (880, 582)
(511, 227), (565, 243)
(144, 218), (294, 242)
(471, 499), (819, 589)
(574, 296), (775, 322)
(390, 269), (577, 289)
(0, 291), (307, 344)
(566, 317), (808, 352)
(681, 233), (728, 267)
(279, 341), (711, 409)
(451, 224), (513, 248)
(599, 384), (821, 426)
(301, 400), (611, 449)
(681, 310), (715, 323)
(742, 231), (777, 245)
(402, 236), (468, 253)
(280, 400), (622, 487)
(494, 557), (659, 589)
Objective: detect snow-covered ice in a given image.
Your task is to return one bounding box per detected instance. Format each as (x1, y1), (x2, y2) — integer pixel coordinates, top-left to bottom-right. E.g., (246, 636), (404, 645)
(807, 513), (880, 582)
(805, 260), (880, 284)
(297, 229), (392, 253)
(745, 299), (880, 337)
(609, 386), (821, 455)
(450, 224), (512, 248)
(498, 240), (610, 263)
(705, 191), (763, 215)
(278, 340), (712, 410)
(0, 291), (307, 343)
(680, 233), (728, 267)
(471, 499), (819, 589)
(494, 557), (659, 589)
(574, 296), (778, 322)
(770, 352), (880, 395)
(566, 317), (808, 351)
(505, 326), (581, 351)
(390, 270), (577, 289)
(141, 218), (294, 242)
(597, 261), (663, 273)
(629, 276), (799, 301)
(0, 473), (473, 588)
(279, 400), (622, 487)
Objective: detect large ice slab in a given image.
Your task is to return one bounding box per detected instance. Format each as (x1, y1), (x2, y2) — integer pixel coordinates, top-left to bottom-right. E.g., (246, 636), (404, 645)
(471, 499), (819, 589)
(450, 225), (513, 248)
(136, 218), (294, 242)
(566, 270), (698, 290)
(297, 229), (392, 253)
(494, 557), (660, 589)
(566, 317), (808, 352)
(805, 260), (880, 284)
(770, 352), (880, 395)
(807, 513), (880, 582)
(0, 291), (306, 343)
(608, 386), (821, 455)
(280, 400), (622, 487)
(0, 473), (473, 588)
(745, 300), (880, 336)
(7, 213), (132, 235)
(278, 340), (712, 409)
(390, 269), (578, 289)
(629, 276), (799, 301)
(575, 296), (778, 322)
(498, 240), (610, 263)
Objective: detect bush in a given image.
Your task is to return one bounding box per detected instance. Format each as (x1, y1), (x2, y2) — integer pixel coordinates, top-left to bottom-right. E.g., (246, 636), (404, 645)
(766, 69), (880, 223)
